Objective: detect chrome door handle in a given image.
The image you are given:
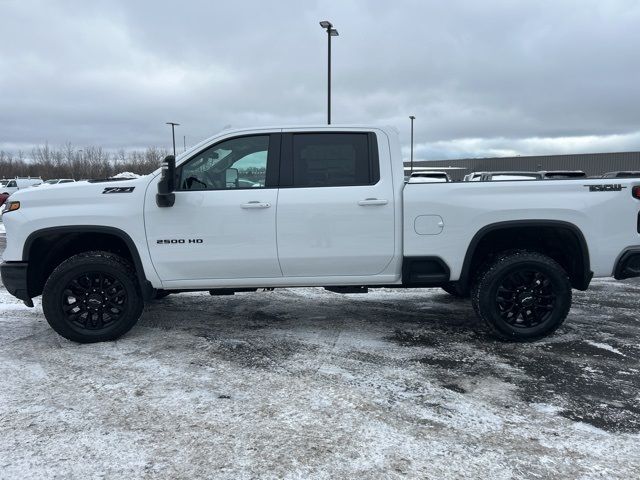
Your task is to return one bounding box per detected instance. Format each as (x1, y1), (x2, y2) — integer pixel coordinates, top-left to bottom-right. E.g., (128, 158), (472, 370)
(241, 201), (271, 209)
(358, 198), (388, 206)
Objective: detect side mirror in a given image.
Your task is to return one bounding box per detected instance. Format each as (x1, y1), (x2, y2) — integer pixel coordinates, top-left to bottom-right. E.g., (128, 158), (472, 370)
(225, 168), (239, 188)
(156, 155), (176, 207)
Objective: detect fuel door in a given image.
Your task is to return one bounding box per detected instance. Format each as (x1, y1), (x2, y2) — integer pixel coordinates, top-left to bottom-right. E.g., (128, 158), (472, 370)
(414, 215), (444, 235)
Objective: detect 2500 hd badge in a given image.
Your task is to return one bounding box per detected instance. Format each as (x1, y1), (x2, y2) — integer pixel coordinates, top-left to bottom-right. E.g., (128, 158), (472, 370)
(157, 239), (204, 244)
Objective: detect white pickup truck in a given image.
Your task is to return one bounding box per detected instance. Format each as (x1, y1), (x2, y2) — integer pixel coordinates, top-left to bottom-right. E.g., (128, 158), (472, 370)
(2, 126), (640, 343)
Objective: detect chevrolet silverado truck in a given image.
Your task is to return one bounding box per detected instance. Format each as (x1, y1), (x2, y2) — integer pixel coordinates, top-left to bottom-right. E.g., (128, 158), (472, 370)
(2, 126), (640, 343)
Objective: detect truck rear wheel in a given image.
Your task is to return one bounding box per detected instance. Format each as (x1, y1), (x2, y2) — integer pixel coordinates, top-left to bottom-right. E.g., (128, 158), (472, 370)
(471, 251), (571, 341)
(42, 251), (144, 343)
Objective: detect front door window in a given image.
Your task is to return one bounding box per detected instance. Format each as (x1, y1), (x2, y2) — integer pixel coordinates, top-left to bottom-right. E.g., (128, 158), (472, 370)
(178, 135), (269, 190)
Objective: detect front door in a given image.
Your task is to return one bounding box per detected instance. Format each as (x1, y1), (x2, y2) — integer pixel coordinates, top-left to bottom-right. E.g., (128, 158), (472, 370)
(276, 131), (395, 277)
(144, 133), (282, 283)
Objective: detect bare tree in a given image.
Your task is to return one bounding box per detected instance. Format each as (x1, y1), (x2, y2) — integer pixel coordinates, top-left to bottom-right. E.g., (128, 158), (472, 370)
(0, 144), (168, 180)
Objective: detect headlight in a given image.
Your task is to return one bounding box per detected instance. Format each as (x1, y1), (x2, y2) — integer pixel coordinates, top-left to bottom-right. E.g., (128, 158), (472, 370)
(2, 201), (20, 214)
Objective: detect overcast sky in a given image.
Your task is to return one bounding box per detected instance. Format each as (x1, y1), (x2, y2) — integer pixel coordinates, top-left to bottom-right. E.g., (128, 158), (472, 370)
(2, 0), (640, 160)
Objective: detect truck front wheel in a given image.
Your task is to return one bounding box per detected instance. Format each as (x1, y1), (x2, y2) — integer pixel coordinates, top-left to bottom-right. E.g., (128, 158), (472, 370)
(42, 251), (144, 343)
(471, 251), (572, 341)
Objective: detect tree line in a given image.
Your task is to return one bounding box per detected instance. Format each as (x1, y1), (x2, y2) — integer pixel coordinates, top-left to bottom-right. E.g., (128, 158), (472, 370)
(0, 144), (169, 180)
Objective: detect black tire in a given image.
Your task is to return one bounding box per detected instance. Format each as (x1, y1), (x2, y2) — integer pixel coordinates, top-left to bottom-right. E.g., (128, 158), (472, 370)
(42, 251), (144, 343)
(441, 282), (469, 298)
(471, 250), (572, 342)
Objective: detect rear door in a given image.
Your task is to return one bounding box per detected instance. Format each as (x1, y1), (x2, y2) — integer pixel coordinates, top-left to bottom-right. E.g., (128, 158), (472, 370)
(276, 130), (395, 277)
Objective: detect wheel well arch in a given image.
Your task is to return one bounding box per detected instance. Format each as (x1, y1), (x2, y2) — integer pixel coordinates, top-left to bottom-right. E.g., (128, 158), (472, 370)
(23, 226), (152, 299)
(458, 220), (592, 291)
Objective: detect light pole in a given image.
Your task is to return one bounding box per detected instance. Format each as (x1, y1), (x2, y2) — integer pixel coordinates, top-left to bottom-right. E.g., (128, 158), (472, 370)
(166, 122), (180, 156)
(409, 116), (415, 175)
(319, 21), (339, 125)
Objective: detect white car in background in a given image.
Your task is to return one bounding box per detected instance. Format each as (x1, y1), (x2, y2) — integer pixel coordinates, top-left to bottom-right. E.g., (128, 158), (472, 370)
(407, 171), (451, 183)
(1, 177), (43, 195)
(35, 179), (76, 187)
(464, 171), (543, 182)
(538, 170), (586, 179)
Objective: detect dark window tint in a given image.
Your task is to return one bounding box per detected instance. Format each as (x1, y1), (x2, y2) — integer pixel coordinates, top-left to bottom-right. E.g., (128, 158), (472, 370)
(292, 133), (376, 187)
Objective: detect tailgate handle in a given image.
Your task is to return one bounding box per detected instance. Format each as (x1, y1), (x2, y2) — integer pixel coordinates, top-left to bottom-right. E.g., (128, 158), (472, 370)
(358, 198), (388, 206)
(241, 201), (271, 209)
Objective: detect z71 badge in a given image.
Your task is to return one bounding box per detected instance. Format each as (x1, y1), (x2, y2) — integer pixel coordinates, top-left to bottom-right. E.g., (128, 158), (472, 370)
(103, 186), (135, 194)
(584, 184), (627, 192)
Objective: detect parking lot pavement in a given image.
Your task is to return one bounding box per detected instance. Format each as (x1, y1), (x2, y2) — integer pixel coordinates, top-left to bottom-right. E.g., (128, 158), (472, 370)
(1, 236), (639, 478)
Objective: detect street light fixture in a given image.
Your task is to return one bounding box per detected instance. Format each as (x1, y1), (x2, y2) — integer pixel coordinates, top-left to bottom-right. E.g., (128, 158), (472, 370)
(319, 20), (339, 124)
(409, 116), (416, 175)
(166, 122), (180, 157)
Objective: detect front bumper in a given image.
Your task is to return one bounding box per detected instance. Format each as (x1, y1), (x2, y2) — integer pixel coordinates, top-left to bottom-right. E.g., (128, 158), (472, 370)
(0, 261), (33, 306)
(614, 249), (640, 280)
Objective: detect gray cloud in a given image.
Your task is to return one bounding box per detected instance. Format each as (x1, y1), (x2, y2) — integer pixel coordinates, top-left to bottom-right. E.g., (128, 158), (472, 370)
(1, 0), (639, 159)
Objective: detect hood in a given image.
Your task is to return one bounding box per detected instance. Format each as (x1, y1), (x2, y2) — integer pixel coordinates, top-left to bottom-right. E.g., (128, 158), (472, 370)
(8, 176), (151, 205)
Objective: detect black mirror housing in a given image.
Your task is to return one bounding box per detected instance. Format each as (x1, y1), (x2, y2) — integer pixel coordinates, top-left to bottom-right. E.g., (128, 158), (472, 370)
(156, 155), (176, 207)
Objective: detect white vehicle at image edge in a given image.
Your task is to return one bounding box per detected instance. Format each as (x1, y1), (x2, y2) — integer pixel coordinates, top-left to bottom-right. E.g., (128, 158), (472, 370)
(1, 177), (43, 195)
(1, 125), (640, 344)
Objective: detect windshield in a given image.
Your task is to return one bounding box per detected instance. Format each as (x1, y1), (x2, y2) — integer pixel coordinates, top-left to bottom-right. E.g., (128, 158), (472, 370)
(44, 180), (58, 184)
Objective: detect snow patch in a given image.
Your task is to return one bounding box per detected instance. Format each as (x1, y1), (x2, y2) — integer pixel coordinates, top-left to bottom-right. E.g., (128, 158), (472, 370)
(585, 341), (626, 357)
(533, 403), (562, 415)
(572, 421), (611, 436)
(0, 302), (35, 312)
(582, 365), (601, 374)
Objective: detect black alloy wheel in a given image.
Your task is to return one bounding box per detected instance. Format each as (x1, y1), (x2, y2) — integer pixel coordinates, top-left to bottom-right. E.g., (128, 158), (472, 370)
(61, 271), (128, 330)
(495, 269), (555, 328)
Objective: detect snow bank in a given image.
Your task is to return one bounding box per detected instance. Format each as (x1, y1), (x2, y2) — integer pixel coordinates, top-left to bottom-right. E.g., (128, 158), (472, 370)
(111, 172), (141, 179)
(0, 222), (5, 234)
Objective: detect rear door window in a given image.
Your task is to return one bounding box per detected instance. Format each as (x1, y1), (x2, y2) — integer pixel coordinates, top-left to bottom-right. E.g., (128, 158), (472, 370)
(289, 133), (378, 187)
